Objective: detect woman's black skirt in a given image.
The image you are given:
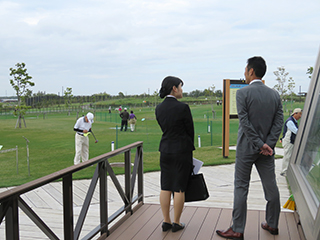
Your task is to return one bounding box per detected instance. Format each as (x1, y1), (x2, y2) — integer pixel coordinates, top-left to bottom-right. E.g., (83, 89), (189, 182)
(160, 151), (193, 192)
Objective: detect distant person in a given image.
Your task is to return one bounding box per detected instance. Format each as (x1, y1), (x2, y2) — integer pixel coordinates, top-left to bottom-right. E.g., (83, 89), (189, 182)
(118, 106), (122, 113)
(155, 76), (195, 233)
(73, 112), (94, 165)
(280, 108), (302, 176)
(108, 106), (111, 114)
(129, 110), (137, 132)
(120, 108), (129, 131)
(216, 57), (283, 239)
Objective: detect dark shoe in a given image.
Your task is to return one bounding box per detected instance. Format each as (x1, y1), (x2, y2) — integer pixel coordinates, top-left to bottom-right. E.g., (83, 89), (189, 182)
(216, 227), (244, 239)
(261, 222), (279, 235)
(162, 222), (172, 232)
(172, 222), (185, 232)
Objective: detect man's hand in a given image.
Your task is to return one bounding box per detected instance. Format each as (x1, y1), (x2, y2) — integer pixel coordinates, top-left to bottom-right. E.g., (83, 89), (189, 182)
(260, 143), (273, 156)
(83, 130), (88, 133)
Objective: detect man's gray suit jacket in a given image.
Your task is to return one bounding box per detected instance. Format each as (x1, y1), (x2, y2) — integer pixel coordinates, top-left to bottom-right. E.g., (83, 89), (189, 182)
(236, 81), (283, 156)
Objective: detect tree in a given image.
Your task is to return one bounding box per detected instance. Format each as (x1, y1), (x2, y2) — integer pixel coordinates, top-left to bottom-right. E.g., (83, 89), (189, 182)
(204, 85), (215, 97)
(307, 66), (313, 79)
(64, 87), (73, 115)
(118, 92), (125, 98)
(287, 76), (295, 110)
(9, 62), (34, 128)
(189, 89), (202, 98)
(273, 66), (295, 101)
(215, 90), (222, 98)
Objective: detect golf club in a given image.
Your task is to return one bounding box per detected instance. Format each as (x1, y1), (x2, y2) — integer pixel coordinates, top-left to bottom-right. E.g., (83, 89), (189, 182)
(90, 130), (98, 143)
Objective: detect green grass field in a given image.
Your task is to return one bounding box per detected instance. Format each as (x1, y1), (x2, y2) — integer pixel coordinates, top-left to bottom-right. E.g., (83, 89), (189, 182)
(0, 101), (304, 187)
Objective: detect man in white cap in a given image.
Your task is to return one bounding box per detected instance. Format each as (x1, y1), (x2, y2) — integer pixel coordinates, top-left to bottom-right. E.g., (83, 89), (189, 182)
(73, 112), (94, 165)
(280, 108), (302, 176)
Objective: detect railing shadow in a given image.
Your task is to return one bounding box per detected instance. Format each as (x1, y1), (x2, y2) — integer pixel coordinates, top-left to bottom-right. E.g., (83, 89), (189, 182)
(0, 141), (143, 240)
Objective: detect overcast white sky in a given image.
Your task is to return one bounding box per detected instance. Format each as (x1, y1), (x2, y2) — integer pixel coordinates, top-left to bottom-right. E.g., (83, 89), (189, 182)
(0, 0), (319, 97)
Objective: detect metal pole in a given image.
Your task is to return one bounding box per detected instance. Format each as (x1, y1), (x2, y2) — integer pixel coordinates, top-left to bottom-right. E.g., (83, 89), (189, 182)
(116, 125), (118, 149)
(22, 136), (30, 176)
(145, 118), (149, 143)
(16, 145), (18, 174)
(207, 111), (210, 133)
(27, 141), (30, 176)
(210, 121), (213, 146)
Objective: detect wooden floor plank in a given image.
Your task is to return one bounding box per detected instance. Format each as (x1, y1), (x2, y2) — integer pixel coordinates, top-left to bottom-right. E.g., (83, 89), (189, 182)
(77, 179), (101, 201)
(145, 206), (174, 240)
(33, 185), (63, 210)
(276, 212), (290, 240)
(195, 208), (221, 240)
(180, 207), (210, 240)
(259, 211), (275, 240)
(41, 183), (63, 206)
(245, 210), (260, 240)
(106, 204), (151, 240)
(163, 206), (197, 240)
(131, 205), (163, 240)
(111, 204), (160, 240)
(212, 208), (232, 240)
(22, 188), (50, 209)
(286, 212), (301, 240)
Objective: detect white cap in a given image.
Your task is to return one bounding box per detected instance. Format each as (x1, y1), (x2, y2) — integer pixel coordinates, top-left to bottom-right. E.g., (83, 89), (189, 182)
(86, 112), (94, 123)
(124, 108), (127, 110)
(291, 108), (302, 116)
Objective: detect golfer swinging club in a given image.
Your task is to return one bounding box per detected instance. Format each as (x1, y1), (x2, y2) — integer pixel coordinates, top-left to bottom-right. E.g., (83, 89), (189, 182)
(73, 112), (94, 165)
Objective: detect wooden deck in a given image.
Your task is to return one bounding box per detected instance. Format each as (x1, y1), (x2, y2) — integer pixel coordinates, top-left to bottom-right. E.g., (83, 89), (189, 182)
(0, 148), (307, 239)
(105, 203), (305, 240)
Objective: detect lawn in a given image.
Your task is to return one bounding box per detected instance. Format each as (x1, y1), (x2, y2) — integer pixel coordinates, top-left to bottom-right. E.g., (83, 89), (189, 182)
(0, 101), (304, 187)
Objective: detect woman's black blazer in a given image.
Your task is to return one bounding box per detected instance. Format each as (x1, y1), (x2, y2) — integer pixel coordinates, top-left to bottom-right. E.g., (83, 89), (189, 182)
(155, 97), (195, 153)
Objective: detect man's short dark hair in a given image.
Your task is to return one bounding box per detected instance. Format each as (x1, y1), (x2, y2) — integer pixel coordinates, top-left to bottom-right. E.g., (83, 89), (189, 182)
(247, 56), (267, 78)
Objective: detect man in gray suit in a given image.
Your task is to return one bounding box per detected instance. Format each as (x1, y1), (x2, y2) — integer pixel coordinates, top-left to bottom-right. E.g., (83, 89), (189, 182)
(217, 57), (283, 239)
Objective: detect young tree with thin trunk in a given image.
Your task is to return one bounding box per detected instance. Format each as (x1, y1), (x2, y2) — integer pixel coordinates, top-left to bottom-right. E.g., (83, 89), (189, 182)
(273, 66), (289, 100)
(273, 66), (296, 112)
(64, 87), (73, 115)
(9, 63), (35, 128)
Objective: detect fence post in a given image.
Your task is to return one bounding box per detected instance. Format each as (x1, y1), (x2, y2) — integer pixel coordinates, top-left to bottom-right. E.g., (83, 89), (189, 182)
(210, 121), (213, 146)
(16, 146), (18, 174)
(116, 126), (118, 149)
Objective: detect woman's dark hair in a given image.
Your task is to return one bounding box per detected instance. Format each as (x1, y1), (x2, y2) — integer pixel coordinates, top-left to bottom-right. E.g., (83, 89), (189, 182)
(247, 56), (267, 78)
(130, 111), (133, 113)
(159, 76), (184, 98)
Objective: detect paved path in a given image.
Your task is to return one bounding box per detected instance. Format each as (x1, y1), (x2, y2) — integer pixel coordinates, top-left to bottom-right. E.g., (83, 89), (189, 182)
(144, 147), (289, 210)
(0, 147), (291, 239)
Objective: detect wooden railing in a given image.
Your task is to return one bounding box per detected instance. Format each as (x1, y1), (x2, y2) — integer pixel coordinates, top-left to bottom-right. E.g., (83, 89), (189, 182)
(0, 141), (144, 240)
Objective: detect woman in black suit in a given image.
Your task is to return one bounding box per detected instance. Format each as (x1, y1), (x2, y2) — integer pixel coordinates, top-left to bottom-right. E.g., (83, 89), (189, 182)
(155, 76), (195, 232)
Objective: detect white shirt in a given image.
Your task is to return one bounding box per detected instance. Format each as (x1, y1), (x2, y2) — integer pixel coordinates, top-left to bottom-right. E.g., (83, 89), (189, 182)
(286, 117), (298, 134)
(250, 79), (262, 85)
(74, 117), (92, 135)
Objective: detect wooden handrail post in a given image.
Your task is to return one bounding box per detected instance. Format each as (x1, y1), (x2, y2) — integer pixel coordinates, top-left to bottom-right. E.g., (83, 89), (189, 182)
(63, 174), (74, 240)
(124, 150), (132, 214)
(138, 146), (144, 203)
(5, 197), (19, 240)
(99, 160), (109, 236)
